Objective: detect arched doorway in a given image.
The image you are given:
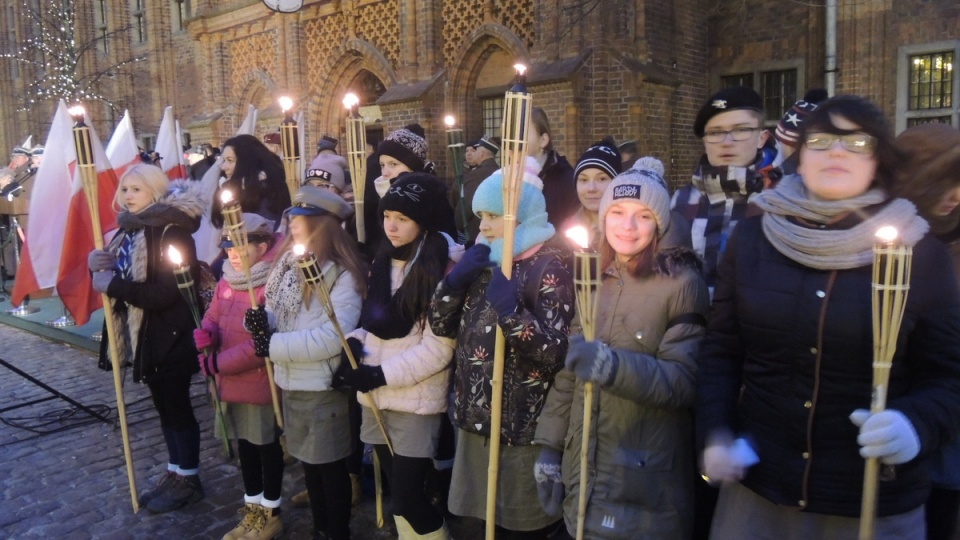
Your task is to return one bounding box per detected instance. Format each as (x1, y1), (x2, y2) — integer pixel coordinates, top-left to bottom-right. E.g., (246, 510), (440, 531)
(344, 69), (387, 150)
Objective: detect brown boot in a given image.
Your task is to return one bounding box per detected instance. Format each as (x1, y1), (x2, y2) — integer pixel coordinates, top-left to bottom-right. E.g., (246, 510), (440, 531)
(290, 489), (310, 507)
(222, 503), (262, 540)
(239, 506), (282, 540)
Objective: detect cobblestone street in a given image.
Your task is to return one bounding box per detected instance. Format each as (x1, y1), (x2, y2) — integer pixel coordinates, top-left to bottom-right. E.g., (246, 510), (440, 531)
(0, 322), (482, 540)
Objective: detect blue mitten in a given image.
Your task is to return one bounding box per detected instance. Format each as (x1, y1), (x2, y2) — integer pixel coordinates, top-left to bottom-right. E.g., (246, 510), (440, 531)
(485, 268), (519, 317)
(445, 244), (492, 291)
(564, 334), (618, 387)
(533, 446), (564, 517)
(850, 409), (921, 465)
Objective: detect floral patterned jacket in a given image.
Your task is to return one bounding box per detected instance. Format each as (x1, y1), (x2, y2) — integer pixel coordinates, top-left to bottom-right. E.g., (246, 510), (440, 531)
(429, 237), (574, 446)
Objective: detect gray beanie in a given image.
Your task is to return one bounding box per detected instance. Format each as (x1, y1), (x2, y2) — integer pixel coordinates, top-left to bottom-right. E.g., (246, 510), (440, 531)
(598, 157), (671, 238)
(305, 153), (348, 192)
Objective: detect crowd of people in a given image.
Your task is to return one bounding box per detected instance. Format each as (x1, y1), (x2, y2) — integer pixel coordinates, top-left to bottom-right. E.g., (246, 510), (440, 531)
(57, 86), (960, 540)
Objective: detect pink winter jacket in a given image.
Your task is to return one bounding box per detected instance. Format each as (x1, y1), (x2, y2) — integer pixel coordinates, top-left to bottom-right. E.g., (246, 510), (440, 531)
(201, 279), (273, 405)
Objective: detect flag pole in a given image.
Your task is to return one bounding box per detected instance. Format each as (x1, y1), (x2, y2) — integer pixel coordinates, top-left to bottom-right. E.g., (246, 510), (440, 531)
(486, 64), (532, 540)
(70, 105), (139, 513)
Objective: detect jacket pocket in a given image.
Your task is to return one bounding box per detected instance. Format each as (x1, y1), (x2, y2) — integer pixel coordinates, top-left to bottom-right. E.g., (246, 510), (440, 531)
(607, 447), (671, 506)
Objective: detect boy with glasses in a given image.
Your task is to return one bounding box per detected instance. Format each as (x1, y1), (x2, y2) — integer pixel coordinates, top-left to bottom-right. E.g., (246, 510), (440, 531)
(672, 86), (779, 294)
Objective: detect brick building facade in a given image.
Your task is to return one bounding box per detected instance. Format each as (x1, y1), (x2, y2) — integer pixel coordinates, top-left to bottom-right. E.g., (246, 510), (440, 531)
(0, 0), (956, 187)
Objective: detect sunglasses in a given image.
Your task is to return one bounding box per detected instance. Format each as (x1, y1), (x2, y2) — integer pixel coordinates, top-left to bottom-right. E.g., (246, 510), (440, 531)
(804, 133), (877, 155)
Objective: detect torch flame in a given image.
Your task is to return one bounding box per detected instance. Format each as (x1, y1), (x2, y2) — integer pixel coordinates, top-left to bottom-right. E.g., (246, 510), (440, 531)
(293, 244), (306, 257)
(68, 104), (86, 118)
(876, 226), (899, 243)
(167, 245), (183, 266)
(514, 63), (528, 76)
(565, 226), (590, 249)
(444, 115), (456, 128)
(343, 93), (360, 109)
(220, 189), (234, 204)
(278, 96), (294, 113)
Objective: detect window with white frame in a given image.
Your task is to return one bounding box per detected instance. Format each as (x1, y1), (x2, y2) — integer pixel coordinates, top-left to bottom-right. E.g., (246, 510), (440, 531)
(482, 97), (504, 140)
(718, 63), (803, 125)
(897, 41), (958, 131)
(131, 0), (146, 43)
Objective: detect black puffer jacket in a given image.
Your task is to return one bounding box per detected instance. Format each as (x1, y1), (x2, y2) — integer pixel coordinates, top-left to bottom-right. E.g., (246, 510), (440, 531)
(696, 216), (960, 517)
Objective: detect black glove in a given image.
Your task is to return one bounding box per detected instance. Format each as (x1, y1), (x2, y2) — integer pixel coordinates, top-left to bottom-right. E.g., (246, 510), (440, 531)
(244, 306), (274, 358)
(332, 337), (365, 389)
(339, 363), (387, 393)
(446, 244), (492, 290)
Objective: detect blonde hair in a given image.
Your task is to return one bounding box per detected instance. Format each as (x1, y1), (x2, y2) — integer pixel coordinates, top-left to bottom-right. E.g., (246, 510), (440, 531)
(113, 164), (169, 212)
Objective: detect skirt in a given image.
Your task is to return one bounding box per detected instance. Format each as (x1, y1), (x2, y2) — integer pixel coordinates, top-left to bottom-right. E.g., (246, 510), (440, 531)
(215, 401), (278, 446)
(360, 406), (441, 458)
(448, 428), (555, 531)
(710, 481), (925, 540)
(282, 389), (352, 465)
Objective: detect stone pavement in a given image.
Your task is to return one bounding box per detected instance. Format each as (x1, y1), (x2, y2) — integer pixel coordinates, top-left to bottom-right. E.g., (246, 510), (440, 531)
(0, 322), (486, 540)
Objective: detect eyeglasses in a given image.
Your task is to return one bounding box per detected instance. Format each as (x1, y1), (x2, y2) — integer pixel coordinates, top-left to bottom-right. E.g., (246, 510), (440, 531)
(702, 127), (762, 143)
(804, 133), (877, 155)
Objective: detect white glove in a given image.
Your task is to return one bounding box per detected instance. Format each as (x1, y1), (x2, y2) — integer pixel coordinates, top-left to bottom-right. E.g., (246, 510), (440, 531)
(702, 438), (759, 485)
(850, 409), (920, 465)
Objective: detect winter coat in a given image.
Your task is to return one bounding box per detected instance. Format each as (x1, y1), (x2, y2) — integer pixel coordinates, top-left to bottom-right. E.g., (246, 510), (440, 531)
(540, 151), (577, 229)
(459, 157), (500, 243)
(929, 225), (960, 489)
(535, 248), (709, 540)
(430, 236), (575, 446)
(265, 252), (362, 392)
(98, 181), (205, 384)
(347, 263), (455, 415)
(696, 216), (960, 517)
(200, 274), (270, 405)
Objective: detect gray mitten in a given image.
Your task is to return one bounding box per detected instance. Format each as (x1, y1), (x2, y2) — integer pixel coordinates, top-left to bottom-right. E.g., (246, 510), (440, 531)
(564, 334), (619, 387)
(533, 446), (564, 517)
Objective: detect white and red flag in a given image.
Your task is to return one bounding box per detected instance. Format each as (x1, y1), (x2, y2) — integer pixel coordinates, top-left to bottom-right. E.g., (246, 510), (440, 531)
(155, 106), (187, 181)
(105, 110), (140, 180)
(12, 101), (120, 325)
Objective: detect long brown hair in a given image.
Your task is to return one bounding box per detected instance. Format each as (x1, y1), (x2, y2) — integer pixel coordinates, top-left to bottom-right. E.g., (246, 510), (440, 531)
(276, 214), (368, 306)
(599, 227), (658, 278)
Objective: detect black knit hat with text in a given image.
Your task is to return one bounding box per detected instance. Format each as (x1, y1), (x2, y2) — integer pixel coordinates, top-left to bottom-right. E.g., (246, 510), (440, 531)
(378, 123), (428, 172)
(574, 136), (622, 179)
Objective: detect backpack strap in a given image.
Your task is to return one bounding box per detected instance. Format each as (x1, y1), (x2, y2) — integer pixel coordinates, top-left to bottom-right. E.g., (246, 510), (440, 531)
(521, 252), (557, 313)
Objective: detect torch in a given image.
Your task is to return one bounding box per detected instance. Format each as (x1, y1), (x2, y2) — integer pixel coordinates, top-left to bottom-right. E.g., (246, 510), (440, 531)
(444, 115), (468, 244)
(167, 245), (233, 459)
(486, 63), (532, 539)
(220, 190), (284, 429)
(70, 104), (140, 512)
(343, 93), (367, 243)
(293, 243), (392, 528)
(565, 226), (600, 540)
(279, 96), (300, 201)
(859, 226), (913, 540)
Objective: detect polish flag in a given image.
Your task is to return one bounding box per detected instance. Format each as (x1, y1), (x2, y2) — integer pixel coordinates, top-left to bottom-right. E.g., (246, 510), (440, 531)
(105, 110), (140, 180)
(237, 104), (258, 136)
(155, 106), (187, 181)
(12, 101), (120, 325)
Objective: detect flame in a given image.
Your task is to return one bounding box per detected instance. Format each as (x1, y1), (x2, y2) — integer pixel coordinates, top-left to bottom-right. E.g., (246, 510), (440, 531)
(278, 96), (294, 113)
(68, 104), (86, 118)
(220, 189), (234, 204)
(343, 93), (360, 109)
(565, 226), (589, 249)
(444, 115), (456, 127)
(293, 244), (306, 257)
(876, 226), (899, 243)
(513, 63), (527, 76)
(167, 245), (183, 266)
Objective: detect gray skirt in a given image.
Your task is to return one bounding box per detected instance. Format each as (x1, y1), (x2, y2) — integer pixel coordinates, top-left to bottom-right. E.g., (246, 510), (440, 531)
(360, 406), (441, 458)
(448, 429), (556, 531)
(282, 389), (352, 465)
(215, 401), (278, 446)
(710, 481), (925, 540)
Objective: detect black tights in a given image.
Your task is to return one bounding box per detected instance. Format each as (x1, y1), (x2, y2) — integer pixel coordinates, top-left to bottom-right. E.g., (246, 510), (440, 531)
(374, 445), (444, 534)
(237, 438), (284, 501)
(302, 458), (351, 540)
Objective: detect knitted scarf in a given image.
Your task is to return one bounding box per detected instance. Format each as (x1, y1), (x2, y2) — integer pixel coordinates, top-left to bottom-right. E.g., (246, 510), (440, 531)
(223, 257), (272, 290)
(690, 154), (765, 205)
(753, 175), (929, 270)
(265, 251), (306, 332)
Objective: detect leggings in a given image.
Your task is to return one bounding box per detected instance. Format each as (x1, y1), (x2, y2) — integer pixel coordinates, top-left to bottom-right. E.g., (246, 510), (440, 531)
(147, 373), (200, 469)
(303, 458), (352, 540)
(237, 438), (284, 501)
(374, 445), (444, 534)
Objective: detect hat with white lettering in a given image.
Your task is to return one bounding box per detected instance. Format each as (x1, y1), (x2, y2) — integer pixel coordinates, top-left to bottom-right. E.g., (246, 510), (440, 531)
(598, 157), (671, 238)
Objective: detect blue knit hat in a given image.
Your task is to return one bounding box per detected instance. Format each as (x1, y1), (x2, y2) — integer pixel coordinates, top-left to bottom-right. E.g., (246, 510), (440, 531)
(472, 157), (554, 264)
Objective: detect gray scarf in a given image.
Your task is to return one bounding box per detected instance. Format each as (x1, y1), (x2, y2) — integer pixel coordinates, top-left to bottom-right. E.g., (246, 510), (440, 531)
(222, 257), (272, 290)
(753, 175), (929, 270)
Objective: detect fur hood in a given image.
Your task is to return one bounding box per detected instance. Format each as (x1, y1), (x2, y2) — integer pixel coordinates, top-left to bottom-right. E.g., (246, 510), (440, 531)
(654, 245), (703, 277)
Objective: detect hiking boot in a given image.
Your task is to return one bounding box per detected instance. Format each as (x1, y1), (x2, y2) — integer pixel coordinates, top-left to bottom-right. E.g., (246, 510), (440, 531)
(138, 470), (177, 506)
(291, 489), (310, 507)
(240, 507), (282, 540)
(147, 474), (204, 513)
(223, 503), (263, 540)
